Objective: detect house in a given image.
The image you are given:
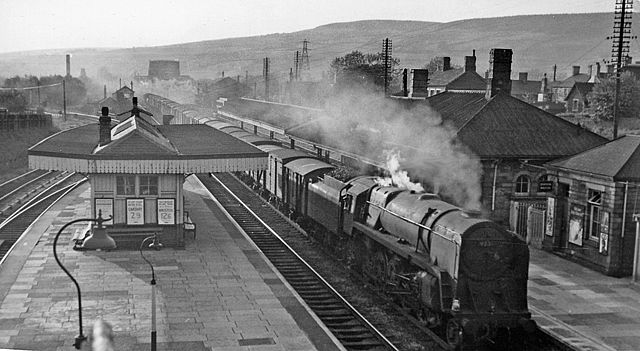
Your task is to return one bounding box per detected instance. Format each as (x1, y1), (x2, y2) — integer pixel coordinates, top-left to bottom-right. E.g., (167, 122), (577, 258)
(511, 72), (541, 104)
(425, 52), (486, 96)
(565, 82), (595, 113)
(551, 66), (591, 103)
(545, 134), (640, 276)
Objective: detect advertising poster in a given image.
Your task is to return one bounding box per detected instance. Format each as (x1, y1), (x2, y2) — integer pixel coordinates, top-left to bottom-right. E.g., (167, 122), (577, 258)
(568, 204), (585, 246)
(157, 198), (175, 225)
(599, 211), (610, 254)
(126, 198), (144, 225)
(94, 198), (113, 224)
(545, 197), (555, 236)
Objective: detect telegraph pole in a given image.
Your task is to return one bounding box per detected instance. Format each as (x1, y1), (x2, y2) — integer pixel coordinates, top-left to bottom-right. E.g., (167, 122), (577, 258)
(294, 51), (300, 80)
(382, 38), (393, 96)
(612, 0), (633, 139)
(263, 57), (270, 101)
(301, 40), (310, 71)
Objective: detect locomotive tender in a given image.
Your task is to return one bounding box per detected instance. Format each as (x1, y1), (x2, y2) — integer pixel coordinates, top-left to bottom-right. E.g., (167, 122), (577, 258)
(143, 93), (535, 349)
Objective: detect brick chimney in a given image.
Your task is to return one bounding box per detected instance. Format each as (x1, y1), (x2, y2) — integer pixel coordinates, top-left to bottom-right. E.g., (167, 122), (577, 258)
(464, 50), (476, 72)
(436, 57), (451, 71)
(587, 64), (593, 78)
(65, 54), (71, 78)
(572, 66), (580, 76)
(485, 48), (513, 100)
(409, 69), (429, 97)
(99, 107), (111, 146)
(519, 72), (528, 82)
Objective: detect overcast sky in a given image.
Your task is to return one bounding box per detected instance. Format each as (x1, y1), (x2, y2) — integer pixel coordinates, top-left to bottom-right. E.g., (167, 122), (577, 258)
(1, 0), (611, 53)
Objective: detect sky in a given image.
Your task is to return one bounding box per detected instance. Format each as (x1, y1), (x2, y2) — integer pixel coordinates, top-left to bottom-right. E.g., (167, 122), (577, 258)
(0, 0), (612, 54)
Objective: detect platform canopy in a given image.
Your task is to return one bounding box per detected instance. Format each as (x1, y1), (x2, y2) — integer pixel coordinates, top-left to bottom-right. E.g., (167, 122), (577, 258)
(28, 115), (268, 174)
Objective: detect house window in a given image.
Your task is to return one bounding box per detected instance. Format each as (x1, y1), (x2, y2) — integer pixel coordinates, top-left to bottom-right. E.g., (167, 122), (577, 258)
(572, 99), (580, 112)
(515, 175), (530, 195)
(116, 175), (136, 195)
(140, 175), (159, 196)
(587, 189), (602, 240)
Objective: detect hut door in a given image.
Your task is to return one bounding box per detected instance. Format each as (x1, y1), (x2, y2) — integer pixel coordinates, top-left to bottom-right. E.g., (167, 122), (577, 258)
(557, 182), (570, 250)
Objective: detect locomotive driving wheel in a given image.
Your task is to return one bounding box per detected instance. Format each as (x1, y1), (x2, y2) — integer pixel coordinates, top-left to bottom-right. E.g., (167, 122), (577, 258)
(446, 319), (463, 350)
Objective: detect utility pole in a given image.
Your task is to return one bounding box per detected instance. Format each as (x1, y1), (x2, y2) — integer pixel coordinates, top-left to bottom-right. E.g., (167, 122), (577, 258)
(263, 57), (270, 100)
(611, 0), (633, 139)
(301, 40), (310, 71)
(294, 51), (300, 80)
(62, 79), (67, 120)
(382, 38), (393, 96)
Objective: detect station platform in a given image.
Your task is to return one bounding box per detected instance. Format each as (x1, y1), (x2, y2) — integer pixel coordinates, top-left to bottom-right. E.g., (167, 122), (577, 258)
(529, 248), (640, 351)
(0, 176), (344, 351)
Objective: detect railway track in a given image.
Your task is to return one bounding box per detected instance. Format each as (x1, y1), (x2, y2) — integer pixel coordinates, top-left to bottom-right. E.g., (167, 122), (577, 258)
(197, 173), (399, 351)
(0, 173), (86, 264)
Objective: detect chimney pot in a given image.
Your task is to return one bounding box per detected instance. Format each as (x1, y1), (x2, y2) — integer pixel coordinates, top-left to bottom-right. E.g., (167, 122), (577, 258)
(519, 72), (528, 82)
(485, 48), (513, 100)
(572, 65), (580, 76)
(99, 107), (111, 146)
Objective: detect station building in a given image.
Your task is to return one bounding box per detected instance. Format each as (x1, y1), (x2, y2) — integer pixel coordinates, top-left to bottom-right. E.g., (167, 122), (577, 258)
(27, 101), (267, 248)
(545, 134), (640, 276)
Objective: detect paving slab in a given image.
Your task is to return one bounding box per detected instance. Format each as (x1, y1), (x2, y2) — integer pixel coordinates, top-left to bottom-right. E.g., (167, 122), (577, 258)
(529, 248), (640, 351)
(0, 176), (345, 351)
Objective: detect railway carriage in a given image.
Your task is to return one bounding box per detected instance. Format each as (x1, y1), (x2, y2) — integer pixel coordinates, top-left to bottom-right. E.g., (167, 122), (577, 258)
(142, 93), (534, 350)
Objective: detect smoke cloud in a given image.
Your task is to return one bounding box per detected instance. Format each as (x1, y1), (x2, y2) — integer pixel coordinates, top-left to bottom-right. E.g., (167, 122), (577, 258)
(314, 85), (483, 209)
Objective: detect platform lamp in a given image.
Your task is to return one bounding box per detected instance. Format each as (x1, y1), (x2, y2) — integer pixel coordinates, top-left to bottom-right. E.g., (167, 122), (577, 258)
(53, 213), (112, 349)
(140, 234), (163, 351)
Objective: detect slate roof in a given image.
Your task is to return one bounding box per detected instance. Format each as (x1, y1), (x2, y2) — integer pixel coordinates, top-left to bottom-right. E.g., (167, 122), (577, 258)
(568, 82), (595, 100)
(425, 91), (607, 158)
(547, 134), (640, 181)
(428, 69), (486, 91)
(29, 117), (266, 159)
(511, 80), (541, 96)
(555, 74), (590, 88)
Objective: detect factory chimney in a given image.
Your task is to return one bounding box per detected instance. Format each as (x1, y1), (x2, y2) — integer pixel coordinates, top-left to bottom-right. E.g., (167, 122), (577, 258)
(99, 107), (111, 146)
(485, 48), (513, 100)
(464, 50), (476, 72)
(65, 54), (71, 78)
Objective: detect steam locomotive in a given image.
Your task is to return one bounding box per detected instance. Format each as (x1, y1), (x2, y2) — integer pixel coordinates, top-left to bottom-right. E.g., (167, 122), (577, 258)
(143, 93), (535, 349)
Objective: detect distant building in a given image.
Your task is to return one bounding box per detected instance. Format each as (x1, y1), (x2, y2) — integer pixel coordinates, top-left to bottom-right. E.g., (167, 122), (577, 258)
(511, 72), (541, 104)
(551, 66), (592, 103)
(425, 52), (486, 96)
(196, 77), (251, 108)
(134, 60), (193, 83)
(565, 82), (595, 113)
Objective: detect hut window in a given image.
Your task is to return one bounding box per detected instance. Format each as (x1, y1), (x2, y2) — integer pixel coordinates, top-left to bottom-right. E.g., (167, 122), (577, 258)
(116, 175), (136, 195)
(140, 175), (159, 196)
(515, 175), (530, 194)
(587, 189), (602, 240)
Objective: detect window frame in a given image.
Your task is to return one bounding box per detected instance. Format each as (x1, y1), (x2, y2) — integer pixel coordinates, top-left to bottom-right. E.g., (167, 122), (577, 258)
(587, 188), (603, 241)
(139, 175), (159, 196)
(116, 175), (136, 196)
(515, 174), (531, 195)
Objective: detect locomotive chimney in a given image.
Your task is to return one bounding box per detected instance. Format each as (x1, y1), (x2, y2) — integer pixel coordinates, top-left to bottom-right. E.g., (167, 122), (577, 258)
(485, 48), (513, 100)
(99, 107), (111, 146)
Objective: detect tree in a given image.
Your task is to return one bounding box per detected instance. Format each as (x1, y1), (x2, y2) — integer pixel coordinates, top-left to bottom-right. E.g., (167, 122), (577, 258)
(330, 50), (401, 92)
(589, 72), (640, 120)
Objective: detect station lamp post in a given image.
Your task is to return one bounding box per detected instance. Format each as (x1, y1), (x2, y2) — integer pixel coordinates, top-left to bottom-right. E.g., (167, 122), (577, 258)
(140, 234), (163, 351)
(52, 213), (113, 349)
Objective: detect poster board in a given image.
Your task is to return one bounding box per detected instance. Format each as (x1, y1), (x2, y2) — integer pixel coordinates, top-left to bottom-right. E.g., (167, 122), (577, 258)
(95, 198), (113, 225)
(126, 198), (144, 225)
(545, 197), (555, 236)
(568, 204), (585, 246)
(599, 211), (610, 254)
(157, 198), (175, 225)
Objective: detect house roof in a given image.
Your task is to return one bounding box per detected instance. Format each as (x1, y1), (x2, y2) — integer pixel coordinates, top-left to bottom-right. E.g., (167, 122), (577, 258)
(115, 86), (134, 94)
(511, 80), (541, 96)
(547, 134), (640, 181)
(567, 82), (595, 101)
(425, 91), (607, 158)
(28, 117), (267, 173)
(555, 74), (590, 88)
(446, 71), (487, 91)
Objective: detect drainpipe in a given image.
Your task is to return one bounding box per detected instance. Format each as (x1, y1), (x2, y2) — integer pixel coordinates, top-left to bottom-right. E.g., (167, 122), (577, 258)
(491, 160), (499, 211)
(621, 181), (629, 273)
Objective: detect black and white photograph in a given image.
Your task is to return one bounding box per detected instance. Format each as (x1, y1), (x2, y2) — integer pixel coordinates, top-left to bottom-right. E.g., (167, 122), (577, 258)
(2, 1), (640, 350)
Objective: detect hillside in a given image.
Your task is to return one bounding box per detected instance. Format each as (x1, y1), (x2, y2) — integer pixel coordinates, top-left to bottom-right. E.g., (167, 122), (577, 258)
(0, 13), (616, 84)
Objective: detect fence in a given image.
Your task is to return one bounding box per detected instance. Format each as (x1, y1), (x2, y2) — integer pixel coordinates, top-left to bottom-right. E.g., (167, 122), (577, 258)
(0, 111), (52, 130)
(510, 199), (547, 247)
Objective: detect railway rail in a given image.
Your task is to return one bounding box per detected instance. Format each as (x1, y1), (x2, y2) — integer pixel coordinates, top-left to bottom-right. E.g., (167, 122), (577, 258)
(0, 173), (86, 264)
(197, 172), (400, 351)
